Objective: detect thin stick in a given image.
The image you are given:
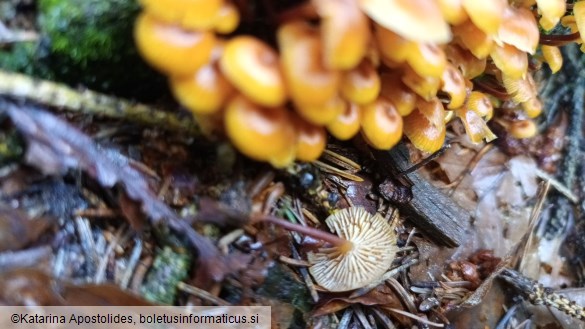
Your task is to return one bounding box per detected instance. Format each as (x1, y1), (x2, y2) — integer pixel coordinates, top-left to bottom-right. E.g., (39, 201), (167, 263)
(387, 308), (445, 327)
(176, 282), (231, 306)
(322, 149), (362, 171)
(398, 144), (451, 176)
(0, 70), (201, 135)
(279, 255), (310, 267)
(535, 168), (578, 203)
(314, 160), (364, 182)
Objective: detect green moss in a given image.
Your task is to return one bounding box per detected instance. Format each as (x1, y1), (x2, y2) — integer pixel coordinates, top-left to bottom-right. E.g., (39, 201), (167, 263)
(0, 0), (166, 99)
(256, 263), (312, 313)
(38, 0), (140, 66)
(141, 246), (192, 305)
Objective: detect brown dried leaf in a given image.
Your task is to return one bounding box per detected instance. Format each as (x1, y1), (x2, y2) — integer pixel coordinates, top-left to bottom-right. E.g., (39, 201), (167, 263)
(1, 103), (228, 281)
(0, 205), (53, 252)
(0, 269), (63, 306)
(312, 284), (402, 317)
(0, 268), (154, 306)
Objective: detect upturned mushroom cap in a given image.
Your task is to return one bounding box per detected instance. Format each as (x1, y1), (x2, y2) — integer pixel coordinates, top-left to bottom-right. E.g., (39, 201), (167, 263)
(308, 207), (398, 292)
(402, 97), (446, 153)
(495, 7), (539, 55)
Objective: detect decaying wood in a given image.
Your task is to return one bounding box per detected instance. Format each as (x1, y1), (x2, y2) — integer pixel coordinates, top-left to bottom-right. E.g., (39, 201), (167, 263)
(373, 144), (470, 247)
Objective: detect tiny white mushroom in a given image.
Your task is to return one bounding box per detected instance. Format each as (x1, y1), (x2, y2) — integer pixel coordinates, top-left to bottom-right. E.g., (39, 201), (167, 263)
(308, 207), (398, 292)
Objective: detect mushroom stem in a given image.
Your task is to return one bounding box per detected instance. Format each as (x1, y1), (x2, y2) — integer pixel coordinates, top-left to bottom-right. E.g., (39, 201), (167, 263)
(253, 214), (353, 250)
(539, 32), (581, 46)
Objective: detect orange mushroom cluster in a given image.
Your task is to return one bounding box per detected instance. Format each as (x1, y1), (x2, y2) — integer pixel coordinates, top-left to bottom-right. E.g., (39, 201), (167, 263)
(134, 0), (585, 167)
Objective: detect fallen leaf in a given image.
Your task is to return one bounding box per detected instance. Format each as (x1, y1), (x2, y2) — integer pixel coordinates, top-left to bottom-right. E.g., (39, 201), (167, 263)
(0, 205), (53, 252)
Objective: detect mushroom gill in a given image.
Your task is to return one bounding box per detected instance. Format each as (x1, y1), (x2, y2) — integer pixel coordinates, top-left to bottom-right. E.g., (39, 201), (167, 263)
(308, 207), (398, 292)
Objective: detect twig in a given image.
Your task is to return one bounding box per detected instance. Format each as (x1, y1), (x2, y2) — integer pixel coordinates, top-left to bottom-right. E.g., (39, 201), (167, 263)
(120, 238), (143, 289)
(176, 281), (231, 306)
(500, 268), (585, 321)
(350, 258), (419, 298)
(313, 160), (364, 182)
(0, 70), (201, 135)
(0, 246), (53, 270)
(386, 308), (445, 328)
(444, 143), (494, 193)
(535, 168), (578, 203)
(278, 255), (310, 267)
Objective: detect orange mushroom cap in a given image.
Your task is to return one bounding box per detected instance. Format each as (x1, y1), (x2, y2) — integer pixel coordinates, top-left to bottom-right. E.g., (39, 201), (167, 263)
(406, 43), (447, 78)
(452, 19), (494, 59)
(374, 24), (413, 64)
(308, 207), (398, 292)
(536, 0), (566, 31)
(295, 94), (345, 126)
(490, 43), (528, 79)
(509, 120), (537, 139)
(466, 91), (493, 120)
(401, 65), (441, 101)
(561, 15), (580, 34)
(314, 0), (370, 69)
(541, 45), (563, 74)
(437, 0), (467, 25)
(360, 98), (403, 150)
(360, 0), (451, 43)
(445, 44), (487, 79)
(403, 97), (446, 153)
(224, 95), (295, 166)
(380, 72), (416, 116)
(278, 21), (340, 106)
(340, 60), (381, 105)
(291, 115), (328, 162)
(134, 13), (215, 76)
(140, 0), (223, 29)
(213, 2), (240, 34)
(495, 7), (539, 55)
(440, 63), (467, 110)
(327, 102), (362, 141)
(455, 107), (497, 143)
(219, 36), (287, 107)
(522, 97), (543, 119)
(461, 0), (506, 35)
(170, 62), (234, 114)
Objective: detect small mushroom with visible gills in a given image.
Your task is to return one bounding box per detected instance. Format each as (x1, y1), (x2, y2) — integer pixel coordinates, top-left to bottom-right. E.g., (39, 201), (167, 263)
(402, 97), (446, 153)
(307, 207), (398, 292)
